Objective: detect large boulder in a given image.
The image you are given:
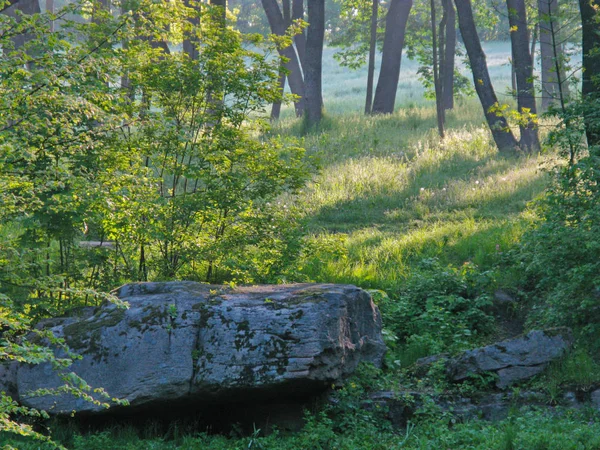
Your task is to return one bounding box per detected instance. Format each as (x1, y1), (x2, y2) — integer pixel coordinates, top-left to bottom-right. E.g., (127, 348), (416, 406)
(16, 282), (386, 415)
(446, 328), (573, 388)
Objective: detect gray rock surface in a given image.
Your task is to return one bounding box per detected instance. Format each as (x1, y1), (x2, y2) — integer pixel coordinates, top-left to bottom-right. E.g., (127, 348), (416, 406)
(16, 282), (385, 415)
(447, 328), (573, 388)
(0, 362), (18, 400)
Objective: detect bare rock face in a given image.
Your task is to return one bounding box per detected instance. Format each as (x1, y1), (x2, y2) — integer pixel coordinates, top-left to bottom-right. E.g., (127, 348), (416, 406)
(16, 282), (385, 415)
(446, 328), (573, 388)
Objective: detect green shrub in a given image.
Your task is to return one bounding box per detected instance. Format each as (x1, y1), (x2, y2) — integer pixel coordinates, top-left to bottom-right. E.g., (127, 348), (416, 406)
(379, 258), (495, 362)
(517, 145), (600, 341)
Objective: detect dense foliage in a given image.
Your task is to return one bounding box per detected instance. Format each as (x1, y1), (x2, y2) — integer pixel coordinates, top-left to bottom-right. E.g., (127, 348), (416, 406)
(516, 100), (600, 342)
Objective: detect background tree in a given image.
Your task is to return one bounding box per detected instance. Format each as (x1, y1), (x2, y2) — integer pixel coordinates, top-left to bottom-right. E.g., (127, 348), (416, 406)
(454, 0), (519, 153)
(304, 0), (325, 127)
(579, 0), (600, 146)
(262, 0), (306, 116)
(507, 0), (540, 152)
(371, 0), (413, 114)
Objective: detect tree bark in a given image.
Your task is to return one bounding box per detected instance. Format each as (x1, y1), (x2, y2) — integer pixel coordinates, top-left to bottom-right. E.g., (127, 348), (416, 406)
(441, 0), (455, 110)
(579, 0), (600, 146)
(262, 0), (305, 116)
(507, 0), (540, 152)
(431, 0), (445, 137)
(538, 0), (571, 110)
(538, 0), (558, 110)
(2, 0), (41, 51)
(46, 0), (53, 31)
(292, 0), (306, 70)
(304, 0), (324, 127)
(183, 0), (200, 60)
(454, 0), (519, 153)
(372, 0), (413, 114)
(271, 0), (290, 120)
(365, 0), (378, 114)
(271, 70), (286, 120)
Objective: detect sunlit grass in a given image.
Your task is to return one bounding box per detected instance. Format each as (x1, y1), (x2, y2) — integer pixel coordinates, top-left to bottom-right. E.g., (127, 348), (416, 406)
(276, 104), (555, 296)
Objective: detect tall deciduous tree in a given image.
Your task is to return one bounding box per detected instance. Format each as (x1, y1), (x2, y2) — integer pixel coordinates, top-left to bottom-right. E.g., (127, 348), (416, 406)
(454, 0), (519, 153)
(440, 0), (455, 110)
(365, 0), (378, 114)
(372, 0), (412, 114)
(538, 0), (570, 111)
(262, 0), (305, 116)
(579, 0), (600, 146)
(2, 0), (41, 51)
(292, 0), (306, 67)
(507, 0), (540, 152)
(304, 0), (324, 127)
(431, 0), (444, 137)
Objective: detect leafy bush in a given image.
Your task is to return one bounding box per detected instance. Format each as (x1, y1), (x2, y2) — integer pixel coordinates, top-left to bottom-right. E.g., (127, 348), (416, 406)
(516, 116), (600, 341)
(379, 258), (495, 362)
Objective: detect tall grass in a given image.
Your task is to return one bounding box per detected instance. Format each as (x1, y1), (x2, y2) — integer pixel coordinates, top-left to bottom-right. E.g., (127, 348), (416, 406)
(266, 41), (559, 296)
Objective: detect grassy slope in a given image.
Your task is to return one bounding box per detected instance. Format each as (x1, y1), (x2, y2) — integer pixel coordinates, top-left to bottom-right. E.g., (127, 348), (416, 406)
(273, 42), (552, 297)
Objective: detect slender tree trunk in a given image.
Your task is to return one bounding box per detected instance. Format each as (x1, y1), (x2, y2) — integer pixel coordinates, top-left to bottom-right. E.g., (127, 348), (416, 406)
(2, 0), (41, 51)
(365, 0), (378, 114)
(271, 65), (287, 120)
(454, 0), (519, 153)
(372, 0), (413, 114)
(211, 0), (226, 23)
(304, 0), (324, 127)
(431, 0), (445, 137)
(262, 0), (305, 116)
(292, 0), (306, 70)
(183, 0), (200, 60)
(441, 0), (455, 110)
(507, 0), (540, 152)
(46, 0), (53, 31)
(579, 0), (600, 146)
(271, 0), (291, 118)
(538, 0), (569, 110)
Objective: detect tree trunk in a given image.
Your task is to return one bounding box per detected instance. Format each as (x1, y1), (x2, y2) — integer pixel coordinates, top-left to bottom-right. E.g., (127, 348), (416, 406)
(211, 0), (226, 24)
(579, 0), (600, 146)
(292, 0), (306, 70)
(183, 0), (200, 60)
(538, 0), (569, 110)
(431, 0), (445, 137)
(2, 0), (41, 51)
(271, 0), (290, 118)
(262, 0), (305, 116)
(365, 0), (378, 114)
(454, 0), (519, 153)
(441, 0), (455, 110)
(46, 0), (53, 31)
(304, 0), (324, 127)
(372, 0), (413, 114)
(507, 0), (540, 152)
(271, 70), (286, 120)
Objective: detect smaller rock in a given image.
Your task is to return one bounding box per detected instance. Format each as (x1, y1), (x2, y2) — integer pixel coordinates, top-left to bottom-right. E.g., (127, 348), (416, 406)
(494, 290), (517, 305)
(0, 362), (18, 400)
(563, 391), (581, 409)
(447, 328), (573, 388)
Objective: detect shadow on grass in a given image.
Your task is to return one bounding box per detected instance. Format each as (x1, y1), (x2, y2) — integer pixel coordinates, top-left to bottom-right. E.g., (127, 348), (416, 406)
(307, 153), (544, 233)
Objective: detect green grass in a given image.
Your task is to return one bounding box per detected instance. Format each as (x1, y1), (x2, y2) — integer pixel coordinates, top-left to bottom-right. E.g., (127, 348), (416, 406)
(279, 41), (515, 118)
(5, 409), (600, 449)
(265, 41), (559, 297)
(272, 101), (553, 295)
